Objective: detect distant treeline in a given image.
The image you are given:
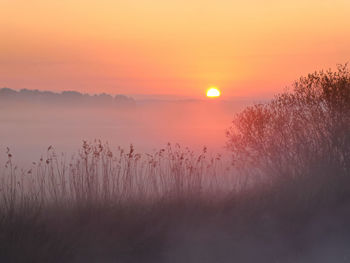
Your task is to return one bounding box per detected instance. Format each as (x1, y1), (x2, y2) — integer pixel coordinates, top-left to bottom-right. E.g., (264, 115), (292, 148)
(0, 87), (135, 106)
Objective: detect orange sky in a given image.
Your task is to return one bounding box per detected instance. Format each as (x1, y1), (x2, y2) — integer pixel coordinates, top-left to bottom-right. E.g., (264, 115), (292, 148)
(1, 0), (350, 98)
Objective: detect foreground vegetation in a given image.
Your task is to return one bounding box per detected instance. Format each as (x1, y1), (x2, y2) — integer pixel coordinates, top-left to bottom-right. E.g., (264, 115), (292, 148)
(0, 65), (349, 262)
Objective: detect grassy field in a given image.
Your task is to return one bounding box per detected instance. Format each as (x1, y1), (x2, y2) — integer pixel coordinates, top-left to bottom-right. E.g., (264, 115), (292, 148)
(1, 66), (349, 262)
(0, 140), (349, 262)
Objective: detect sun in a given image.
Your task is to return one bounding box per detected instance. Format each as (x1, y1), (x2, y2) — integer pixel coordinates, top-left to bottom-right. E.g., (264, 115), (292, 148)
(206, 87), (221, 98)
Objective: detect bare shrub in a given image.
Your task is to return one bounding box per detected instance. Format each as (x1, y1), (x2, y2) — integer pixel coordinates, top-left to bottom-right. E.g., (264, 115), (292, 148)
(227, 64), (350, 183)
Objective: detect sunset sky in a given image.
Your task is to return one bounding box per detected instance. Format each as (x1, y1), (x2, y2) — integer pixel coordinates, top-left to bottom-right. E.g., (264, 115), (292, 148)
(1, 0), (349, 98)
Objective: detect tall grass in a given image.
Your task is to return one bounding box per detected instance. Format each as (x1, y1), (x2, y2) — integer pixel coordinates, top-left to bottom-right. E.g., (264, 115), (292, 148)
(0, 141), (239, 215)
(1, 139), (350, 263)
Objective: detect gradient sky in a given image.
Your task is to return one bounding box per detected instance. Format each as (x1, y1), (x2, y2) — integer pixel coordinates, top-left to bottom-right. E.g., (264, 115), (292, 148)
(1, 0), (350, 98)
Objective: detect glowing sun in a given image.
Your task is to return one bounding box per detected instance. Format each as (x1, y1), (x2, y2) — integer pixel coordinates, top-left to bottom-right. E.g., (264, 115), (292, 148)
(206, 87), (221, 98)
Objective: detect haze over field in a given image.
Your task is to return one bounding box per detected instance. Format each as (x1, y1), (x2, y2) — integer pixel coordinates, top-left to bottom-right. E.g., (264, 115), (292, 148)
(0, 88), (256, 164)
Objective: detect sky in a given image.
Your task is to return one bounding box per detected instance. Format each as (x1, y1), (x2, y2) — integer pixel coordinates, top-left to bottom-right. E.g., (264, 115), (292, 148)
(1, 0), (350, 98)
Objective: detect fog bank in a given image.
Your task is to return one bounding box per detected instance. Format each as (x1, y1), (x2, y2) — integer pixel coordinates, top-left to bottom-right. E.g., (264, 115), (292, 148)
(0, 88), (258, 165)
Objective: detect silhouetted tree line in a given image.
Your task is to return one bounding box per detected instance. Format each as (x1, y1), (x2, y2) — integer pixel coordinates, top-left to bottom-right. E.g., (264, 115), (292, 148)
(0, 88), (135, 106)
(227, 64), (350, 182)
